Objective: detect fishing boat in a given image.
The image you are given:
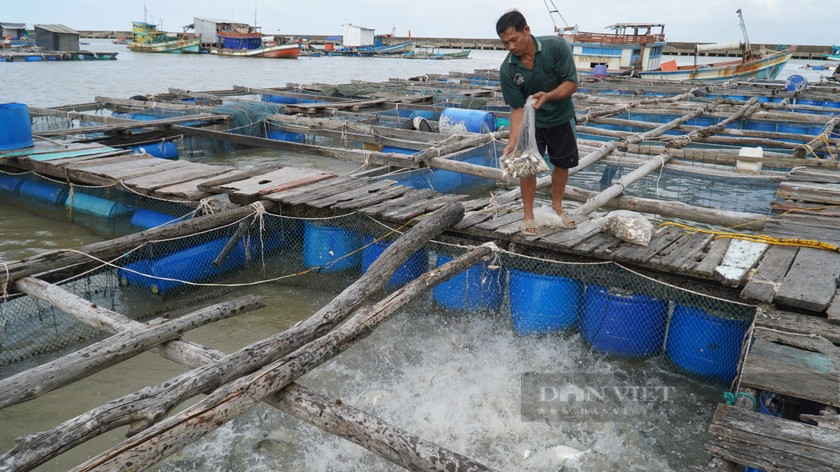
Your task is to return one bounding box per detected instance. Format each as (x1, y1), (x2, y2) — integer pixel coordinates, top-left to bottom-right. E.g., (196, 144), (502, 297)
(402, 47), (471, 60)
(127, 21), (200, 53)
(209, 22), (299, 59)
(327, 40), (416, 57)
(824, 45), (840, 62)
(546, 2), (791, 81)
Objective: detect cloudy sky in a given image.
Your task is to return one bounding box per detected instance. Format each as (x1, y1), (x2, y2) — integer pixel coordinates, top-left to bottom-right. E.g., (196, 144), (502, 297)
(5, 0), (836, 45)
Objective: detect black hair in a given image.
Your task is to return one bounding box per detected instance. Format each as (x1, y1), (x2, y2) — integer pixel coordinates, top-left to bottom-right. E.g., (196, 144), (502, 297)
(496, 9), (527, 36)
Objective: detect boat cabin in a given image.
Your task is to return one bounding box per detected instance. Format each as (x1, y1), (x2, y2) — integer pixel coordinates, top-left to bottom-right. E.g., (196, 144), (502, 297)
(559, 22), (666, 72)
(343, 24), (375, 47)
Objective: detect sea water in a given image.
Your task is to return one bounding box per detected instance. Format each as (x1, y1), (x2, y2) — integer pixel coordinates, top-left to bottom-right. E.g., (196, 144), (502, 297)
(0, 39), (826, 471)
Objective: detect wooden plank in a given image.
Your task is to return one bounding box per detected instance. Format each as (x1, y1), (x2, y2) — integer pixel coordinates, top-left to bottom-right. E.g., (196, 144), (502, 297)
(572, 232), (623, 257)
(275, 177), (369, 206)
(197, 165), (283, 192)
(454, 209), (501, 230)
(776, 181), (840, 205)
(775, 248), (840, 312)
(473, 210), (522, 232)
(55, 153), (153, 169)
(827, 289), (840, 323)
(739, 336), (840, 407)
(220, 168), (322, 196)
(259, 173), (337, 198)
(75, 158), (184, 180)
(332, 185), (410, 211)
(539, 218), (603, 248)
(693, 238), (732, 277)
(707, 404), (840, 472)
(611, 225), (684, 264)
(155, 168), (253, 200)
(788, 166), (840, 183)
(659, 232), (715, 270)
(306, 179), (394, 208)
(122, 163), (231, 190)
(740, 246), (799, 303)
(263, 175), (357, 203)
(361, 189), (437, 218)
(714, 239), (769, 288)
(755, 307), (840, 345)
(382, 194), (465, 221)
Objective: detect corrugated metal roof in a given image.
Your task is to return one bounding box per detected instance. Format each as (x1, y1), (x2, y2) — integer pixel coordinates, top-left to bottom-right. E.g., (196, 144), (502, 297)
(34, 24), (80, 34)
(0, 22), (27, 29)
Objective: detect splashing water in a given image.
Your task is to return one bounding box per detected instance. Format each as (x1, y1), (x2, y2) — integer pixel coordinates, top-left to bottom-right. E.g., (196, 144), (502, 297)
(154, 299), (722, 472)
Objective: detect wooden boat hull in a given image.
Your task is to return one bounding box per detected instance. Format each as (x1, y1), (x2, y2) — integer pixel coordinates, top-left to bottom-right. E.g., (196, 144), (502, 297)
(127, 38), (201, 54)
(209, 44), (300, 59)
(635, 50), (793, 81)
(327, 41), (416, 57)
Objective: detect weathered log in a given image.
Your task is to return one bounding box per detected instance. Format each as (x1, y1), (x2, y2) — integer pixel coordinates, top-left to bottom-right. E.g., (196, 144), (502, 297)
(411, 131), (509, 164)
(666, 98), (761, 149)
(2, 204), (468, 471)
(572, 152), (673, 216)
(623, 105), (710, 145)
(563, 185), (766, 230)
(70, 242), (497, 472)
(793, 117), (840, 159)
(273, 383), (496, 472)
(0, 292), (263, 408)
(1, 205), (257, 292)
(212, 216), (254, 267)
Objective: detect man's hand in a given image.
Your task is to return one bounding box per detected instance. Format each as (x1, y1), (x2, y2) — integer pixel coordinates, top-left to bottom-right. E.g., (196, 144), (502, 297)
(531, 91), (548, 110)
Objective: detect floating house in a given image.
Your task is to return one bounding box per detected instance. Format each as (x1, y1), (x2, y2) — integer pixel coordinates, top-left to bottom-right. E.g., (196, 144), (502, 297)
(0, 22), (30, 45)
(191, 17), (229, 49)
(34, 24), (80, 52)
(342, 23), (375, 48)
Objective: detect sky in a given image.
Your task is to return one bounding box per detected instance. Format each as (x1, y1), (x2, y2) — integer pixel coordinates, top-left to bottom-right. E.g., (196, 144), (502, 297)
(3, 0), (837, 46)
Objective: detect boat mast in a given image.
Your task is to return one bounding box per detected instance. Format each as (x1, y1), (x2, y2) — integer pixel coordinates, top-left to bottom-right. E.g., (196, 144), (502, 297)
(736, 9), (751, 54)
(543, 0), (569, 34)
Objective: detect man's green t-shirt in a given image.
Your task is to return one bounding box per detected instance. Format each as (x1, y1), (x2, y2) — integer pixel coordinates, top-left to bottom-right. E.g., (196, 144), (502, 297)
(499, 35), (577, 128)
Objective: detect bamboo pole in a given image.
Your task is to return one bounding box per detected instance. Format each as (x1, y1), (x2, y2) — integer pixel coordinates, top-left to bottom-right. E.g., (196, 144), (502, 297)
(0, 294), (263, 408)
(571, 152), (673, 216)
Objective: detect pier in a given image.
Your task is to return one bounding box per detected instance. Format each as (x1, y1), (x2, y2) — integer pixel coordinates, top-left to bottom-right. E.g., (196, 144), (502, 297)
(1, 73), (839, 471)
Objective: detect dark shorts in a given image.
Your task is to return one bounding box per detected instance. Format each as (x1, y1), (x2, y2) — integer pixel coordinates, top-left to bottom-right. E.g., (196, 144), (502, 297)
(536, 120), (579, 169)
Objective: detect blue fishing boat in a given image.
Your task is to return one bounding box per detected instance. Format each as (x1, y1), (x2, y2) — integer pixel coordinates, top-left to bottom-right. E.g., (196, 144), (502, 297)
(824, 45), (840, 62)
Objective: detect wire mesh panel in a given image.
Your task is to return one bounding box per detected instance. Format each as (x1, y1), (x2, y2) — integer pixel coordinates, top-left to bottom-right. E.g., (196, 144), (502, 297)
(0, 208), (755, 388)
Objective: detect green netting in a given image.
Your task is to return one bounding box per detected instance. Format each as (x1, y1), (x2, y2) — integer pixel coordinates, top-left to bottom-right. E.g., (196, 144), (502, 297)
(0, 189), (756, 389)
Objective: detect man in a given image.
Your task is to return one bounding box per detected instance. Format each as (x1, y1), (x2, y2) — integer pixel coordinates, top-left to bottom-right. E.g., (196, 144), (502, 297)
(497, 9), (578, 235)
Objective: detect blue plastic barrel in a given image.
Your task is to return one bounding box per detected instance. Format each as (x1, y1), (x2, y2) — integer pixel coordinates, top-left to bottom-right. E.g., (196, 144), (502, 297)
(784, 74), (807, 92)
(24, 56), (43, 62)
(66, 193), (133, 219)
(0, 174), (24, 194)
(665, 304), (750, 383)
(778, 124), (811, 135)
(303, 222), (362, 273)
(118, 238), (248, 294)
(410, 110), (437, 120)
(593, 64), (608, 78)
(381, 146), (417, 154)
(0, 103), (34, 151)
(432, 254), (502, 312)
(261, 94), (298, 104)
(819, 100), (840, 109)
(743, 120), (776, 132)
(128, 141), (179, 159)
(439, 108), (497, 134)
(18, 181), (68, 206)
(361, 238), (428, 289)
(268, 130), (306, 143)
(509, 270), (582, 335)
(131, 208), (184, 229)
(581, 286), (668, 358)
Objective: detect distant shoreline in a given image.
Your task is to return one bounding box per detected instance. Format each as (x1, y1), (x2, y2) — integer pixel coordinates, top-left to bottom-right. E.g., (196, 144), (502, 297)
(79, 31), (833, 60)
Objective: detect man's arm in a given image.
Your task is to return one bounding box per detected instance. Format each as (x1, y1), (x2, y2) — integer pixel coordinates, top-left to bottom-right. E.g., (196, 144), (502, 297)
(503, 107), (525, 155)
(532, 81), (577, 110)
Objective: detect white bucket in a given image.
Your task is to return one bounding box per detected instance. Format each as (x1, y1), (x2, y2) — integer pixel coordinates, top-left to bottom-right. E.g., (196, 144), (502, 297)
(736, 146), (764, 174)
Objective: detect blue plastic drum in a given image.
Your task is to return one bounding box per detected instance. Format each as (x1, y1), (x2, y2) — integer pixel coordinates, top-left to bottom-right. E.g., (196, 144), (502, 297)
(0, 174), (24, 194)
(268, 130), (307, 143)
(128, 141), (179, 159)
(665, 304), (751, 383)
(303, 222), (362, 273)
(66, 193), (133, 219)
(18, 181), (68, 206)
(0, 103), (33, 151)
(131, 208), (185, 229)
(439, 108), (497, 134)
(508, 270), (583, 335)
(581, 286), (669, 358)
(361, 238), (428, 289)
(432, 253), (502, 312)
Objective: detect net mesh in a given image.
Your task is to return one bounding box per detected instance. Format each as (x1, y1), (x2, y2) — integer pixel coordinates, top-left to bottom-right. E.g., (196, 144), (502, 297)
(0, 174), (755, 388)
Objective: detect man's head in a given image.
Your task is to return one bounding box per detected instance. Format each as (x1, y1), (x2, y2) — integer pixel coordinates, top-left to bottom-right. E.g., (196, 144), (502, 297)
(496, 10), (531, 56)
